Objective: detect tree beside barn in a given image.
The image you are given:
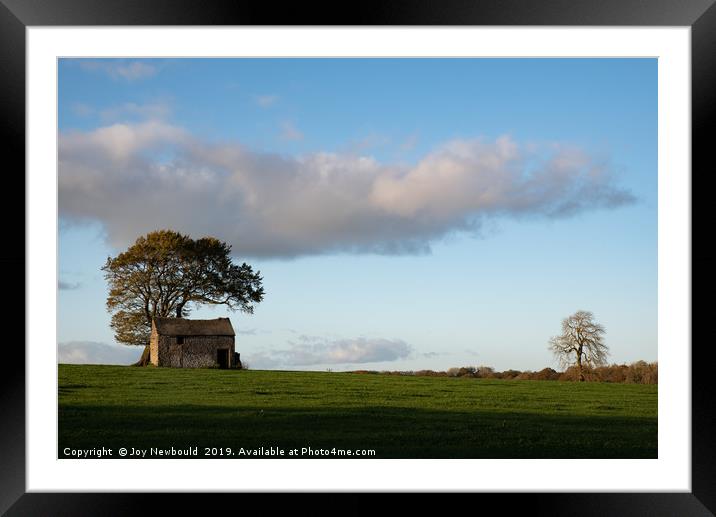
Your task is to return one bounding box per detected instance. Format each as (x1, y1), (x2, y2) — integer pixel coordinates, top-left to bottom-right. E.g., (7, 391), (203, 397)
(101, 230), (264, 364)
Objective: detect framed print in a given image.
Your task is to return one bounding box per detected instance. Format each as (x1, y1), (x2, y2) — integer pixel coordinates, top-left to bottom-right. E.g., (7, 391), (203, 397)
(3, 0), (713, 514)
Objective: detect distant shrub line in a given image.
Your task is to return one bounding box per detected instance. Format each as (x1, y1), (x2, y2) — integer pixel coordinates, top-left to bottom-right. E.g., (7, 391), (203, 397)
(349, 360), (658, 384)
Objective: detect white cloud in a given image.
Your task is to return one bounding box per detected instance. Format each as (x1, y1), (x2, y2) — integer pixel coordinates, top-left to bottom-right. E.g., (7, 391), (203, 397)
(99, 101), (171, 122)
(279, 121), (304, 141)
(250, 337), (413, 368)
(399, 133), (419, 152)
(255, 94), (279, 107)
(343, 133), (391, 154)
(58, 121), (634, 258)
(69, 100), (172, 123)
(58, 341), (143, 365)
(115, 62), (156, 81)
(79, 60), (157, 81)
(58, 280), (80, 290)
(60, 120), (187, 161)
(71, 102), (94, 117)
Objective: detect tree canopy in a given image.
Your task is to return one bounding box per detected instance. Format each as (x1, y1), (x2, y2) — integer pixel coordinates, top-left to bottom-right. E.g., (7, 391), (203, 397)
(548, 310), (609, 382)
(102, 230), (264, 346)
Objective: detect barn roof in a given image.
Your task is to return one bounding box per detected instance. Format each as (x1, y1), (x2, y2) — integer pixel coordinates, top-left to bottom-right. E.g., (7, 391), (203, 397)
(152, 317), (235, 336)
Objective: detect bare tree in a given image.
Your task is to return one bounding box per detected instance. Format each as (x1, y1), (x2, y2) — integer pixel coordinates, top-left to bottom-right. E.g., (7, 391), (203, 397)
(549, 310), (609, 382)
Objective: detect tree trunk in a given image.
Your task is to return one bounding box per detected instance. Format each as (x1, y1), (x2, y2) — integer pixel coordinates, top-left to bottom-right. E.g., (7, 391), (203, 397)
(576, 347), (585, 382)
(133, 344), (151, 366)
(176, 303), (184, 318)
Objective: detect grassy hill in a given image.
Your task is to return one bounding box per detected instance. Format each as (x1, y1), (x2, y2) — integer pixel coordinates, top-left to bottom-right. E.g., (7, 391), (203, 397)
(58, 364), (657, 458)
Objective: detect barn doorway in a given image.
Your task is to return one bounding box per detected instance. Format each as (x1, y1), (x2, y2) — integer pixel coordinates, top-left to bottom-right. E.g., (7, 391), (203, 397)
(169, 345), (182, 367)
(217, 349), (229, 369)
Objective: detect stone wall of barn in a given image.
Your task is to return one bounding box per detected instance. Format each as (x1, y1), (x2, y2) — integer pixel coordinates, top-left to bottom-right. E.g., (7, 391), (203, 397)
(156, 335), (235, 368)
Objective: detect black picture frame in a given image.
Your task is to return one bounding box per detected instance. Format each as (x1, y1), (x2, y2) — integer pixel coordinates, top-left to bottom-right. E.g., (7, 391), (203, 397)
(2, 1), (711, 514)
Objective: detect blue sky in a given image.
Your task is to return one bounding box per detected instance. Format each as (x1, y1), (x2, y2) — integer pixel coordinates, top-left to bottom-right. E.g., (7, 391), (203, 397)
(58, 58), (657, 371)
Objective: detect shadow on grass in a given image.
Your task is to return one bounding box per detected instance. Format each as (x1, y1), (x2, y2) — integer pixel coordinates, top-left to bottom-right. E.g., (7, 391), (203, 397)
(59, 404), (657, 459)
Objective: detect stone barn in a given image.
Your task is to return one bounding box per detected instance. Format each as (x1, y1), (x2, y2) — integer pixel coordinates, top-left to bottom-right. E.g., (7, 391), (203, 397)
(150, 317), (237, 368)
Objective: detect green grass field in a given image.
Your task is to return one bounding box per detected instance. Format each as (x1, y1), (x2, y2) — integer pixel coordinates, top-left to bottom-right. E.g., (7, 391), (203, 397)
(58, 364), (657, 458)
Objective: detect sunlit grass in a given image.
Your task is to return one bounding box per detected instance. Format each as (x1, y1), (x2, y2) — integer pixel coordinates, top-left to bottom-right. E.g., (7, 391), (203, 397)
(58, 364), (657, 458)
